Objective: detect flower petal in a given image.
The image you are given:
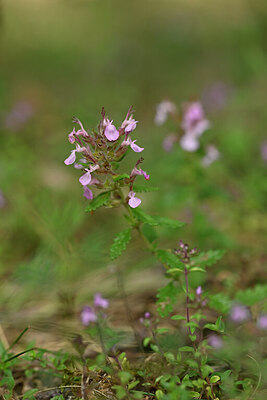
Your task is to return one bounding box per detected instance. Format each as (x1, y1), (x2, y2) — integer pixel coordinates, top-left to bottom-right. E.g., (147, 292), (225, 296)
(64, 150), (76, 165)
(130, 140), (144, 153)
(83, 186), (93, 200)
(104, 123), (119, 141)
(79, 170), (91, 185)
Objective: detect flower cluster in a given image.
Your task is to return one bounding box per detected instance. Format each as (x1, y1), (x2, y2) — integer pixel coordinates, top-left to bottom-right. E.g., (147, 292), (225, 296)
(155, 98), (220, 166)
(64, 108), (149, 208)
(81, 293), (109, 326)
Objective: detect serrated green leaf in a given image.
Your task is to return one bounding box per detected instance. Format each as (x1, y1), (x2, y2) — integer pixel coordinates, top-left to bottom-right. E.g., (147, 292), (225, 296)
(85, 191), (111, 212)
(110, 228), (132, 260)
(156, 250), (184, 270)
(131, 208), (158, 226)
(133, 184), (159, 193)
(191, 249), (225, 269)
(152, 216), (185, 229)
(235, 285), (267, 306)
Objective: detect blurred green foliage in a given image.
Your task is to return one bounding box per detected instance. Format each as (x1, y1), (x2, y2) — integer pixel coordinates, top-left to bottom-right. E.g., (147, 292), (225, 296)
(0, 0), (266, 331)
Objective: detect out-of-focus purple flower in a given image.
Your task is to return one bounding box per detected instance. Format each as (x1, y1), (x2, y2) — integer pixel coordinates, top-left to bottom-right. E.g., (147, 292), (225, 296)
(181, 101), (210, 138)
(154, 100), (177, 126)
(74, 158), (87, 169)
(0, 190), (6, 208)
(257, 314), (267, 330)
(202, 145), (220, 167)
(140, 312), (151, 324)
(196, 286), (202, 296)
(122, 137), (144, 153)
(104, 120), (119, 141)
(230, 304), (250, 323)
(83, 186), (93, 200)
(260, 141), (267, 162)
(94, 293), (109, 309)
(4, 101), (34, 131)
(79, 165), (99, 186)
(128, 191), (141, 208)
(180, 133), (200, 152)
(202, 82), (230, 112)
(81, 306), (97, 326)
(131, 166), (149, 180)
(208, 334), (223, 349)
(162, 133), (177, 152)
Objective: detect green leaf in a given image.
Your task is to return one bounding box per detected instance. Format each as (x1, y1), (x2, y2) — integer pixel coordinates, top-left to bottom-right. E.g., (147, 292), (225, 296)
(112, 173), (130, 182)
(85, 191), (111, 212)
(235, 285), (267, 306)
(210, 375), (220, 384)
(143, 337), (151, 347)
(133, 184), (159, 193)
(171, 315), (186, 321)
(156, 250), (184, 270)
(151, 216), (185, 229)
(209, 293), (231, 314)
(131, 208), (158, 226)
(191, 249), (225, 269)
(179, 346), (195, 352)
(141, 224), (157, 243)
(118, 371), (132, 385)
(157, 281), (180, 317)
(110, 228), (132, 260)
(22, 389), (38, 400)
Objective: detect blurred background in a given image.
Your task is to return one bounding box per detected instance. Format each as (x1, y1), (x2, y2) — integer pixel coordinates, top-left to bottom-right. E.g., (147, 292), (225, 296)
(0, 0), (266, 346)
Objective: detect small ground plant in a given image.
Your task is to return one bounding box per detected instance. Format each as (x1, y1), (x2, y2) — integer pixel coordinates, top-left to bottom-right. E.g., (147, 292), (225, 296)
(1, 108), (266, 399)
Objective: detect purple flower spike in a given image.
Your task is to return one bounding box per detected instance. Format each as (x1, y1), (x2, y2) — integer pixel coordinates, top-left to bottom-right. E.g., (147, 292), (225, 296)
(128, 191), (141, 208)
(230, 304), (250, 323)
(257, 314), (267, 330)
(94, 293), (109, 309)
(104, 121), (119, 141)
(81, 306), (97, 326)
(83, 186), (93, 200)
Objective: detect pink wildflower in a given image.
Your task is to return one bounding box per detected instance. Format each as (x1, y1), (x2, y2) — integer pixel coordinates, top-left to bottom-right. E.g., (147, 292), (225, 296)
(81, 306), (97, 326)
(79, 165), (99, 186)
(128, 191), (141, 208)
(257, 314), (267, 330)
(154, 100), (177, 126)
(131, 166), (149, 180)
(230, 304), (250, 323)
(104, 120), (119, 141)
(83, 186), (93, 200)
(122, 137), (144, 153)
(94, 293), (109, 309)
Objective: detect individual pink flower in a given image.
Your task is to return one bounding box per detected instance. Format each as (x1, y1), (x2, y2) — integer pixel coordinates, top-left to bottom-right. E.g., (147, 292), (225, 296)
(257, 314), (267, 330)
(122, 137), (144, 153)
(104, 120), (119, 141)
(79, 165), (99, 186)
(196, 286), (202, 296)
(81, 306), (97, 326)
(68, 128), (76, 144)
(83, 186), (93, 200)
(154, 100), (177, 126)
(94, 293), (109, 309)
(128, 191), (141, 208)
(131, 166), (149, 180)
(64, 145), (85, 165)
(202, 145), (220, 167)
(121, 115), (138, 133)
